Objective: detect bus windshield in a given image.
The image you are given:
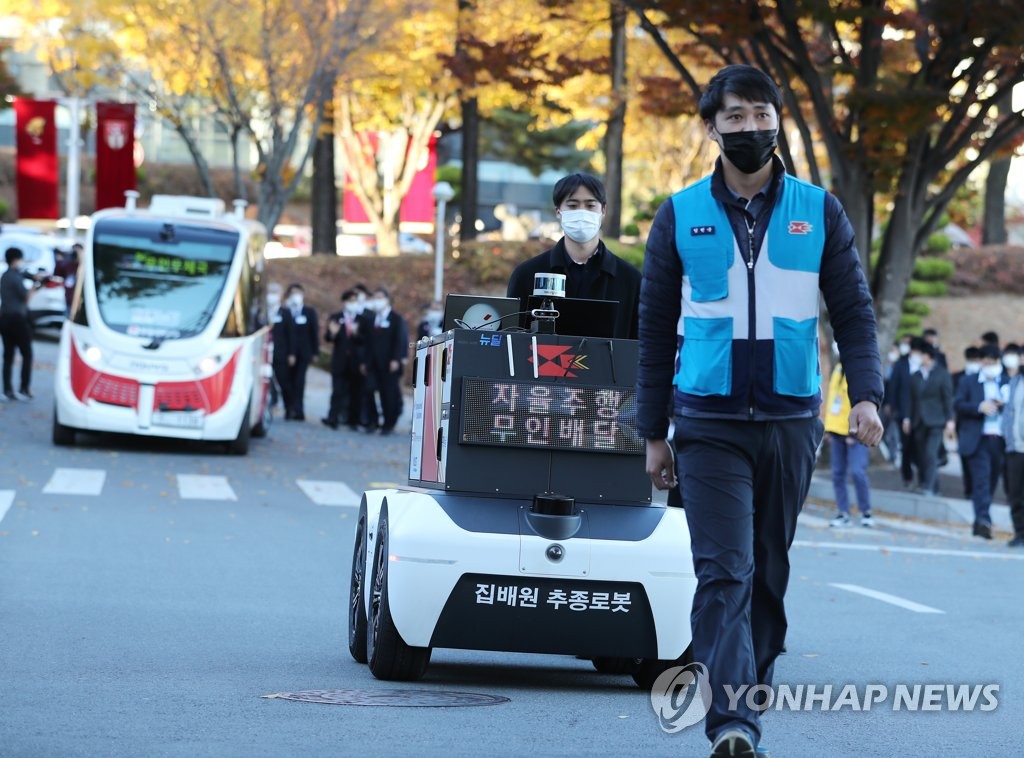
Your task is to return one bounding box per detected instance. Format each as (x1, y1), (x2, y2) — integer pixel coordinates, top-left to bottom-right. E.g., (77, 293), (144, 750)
(92, 219), (240, 341)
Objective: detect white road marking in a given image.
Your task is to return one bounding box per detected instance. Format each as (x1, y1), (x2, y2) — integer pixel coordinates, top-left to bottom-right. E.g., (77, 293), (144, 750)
(296, 479), (360, 507)
(42, 468), (107, 496)
(793, 539), (1024, 561)
(177, 474), (237, 501)
(828, 583), (944, 614)
(0, 490), (14, 525)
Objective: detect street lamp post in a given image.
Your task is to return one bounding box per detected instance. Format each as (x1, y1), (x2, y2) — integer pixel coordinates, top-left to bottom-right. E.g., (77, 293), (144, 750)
(432, 181), (455, 304)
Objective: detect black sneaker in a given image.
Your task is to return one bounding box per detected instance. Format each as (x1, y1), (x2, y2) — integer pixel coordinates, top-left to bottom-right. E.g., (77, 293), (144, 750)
(973, 522), (993, 540)
(711, 729), (755, 757)
(1007, 535), (1024, 548)
(321, 417), (339, 430)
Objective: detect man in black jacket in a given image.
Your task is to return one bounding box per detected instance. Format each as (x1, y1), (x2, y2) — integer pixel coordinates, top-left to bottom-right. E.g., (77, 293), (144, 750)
(322, 288), (364, 430)
(507, 173), (640, 339)
(903, 338), (954, 497)
(359, 287), (407, 434)
(283, 283), (319, 421)
(636, 65), (883, 757)
(1, 247), (40, 401)
(954, 343), (1007, 538)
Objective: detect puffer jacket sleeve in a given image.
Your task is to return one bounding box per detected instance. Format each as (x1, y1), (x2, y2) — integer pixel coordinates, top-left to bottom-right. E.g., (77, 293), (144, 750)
(818, 193), (884, 409)
(636, 199), (683, 440)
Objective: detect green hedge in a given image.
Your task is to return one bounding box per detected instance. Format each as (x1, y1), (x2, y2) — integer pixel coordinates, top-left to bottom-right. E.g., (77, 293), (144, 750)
(913, 257), (955, 281)
(906, 279), (948, 297)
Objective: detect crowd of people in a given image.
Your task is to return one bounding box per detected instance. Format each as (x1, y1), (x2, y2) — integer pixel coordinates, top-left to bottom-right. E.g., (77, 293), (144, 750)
(265, 280), (418, 437)
(877, 328), (1024, 546)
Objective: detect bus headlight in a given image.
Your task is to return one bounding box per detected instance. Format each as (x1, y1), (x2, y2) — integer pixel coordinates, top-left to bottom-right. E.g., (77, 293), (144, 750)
(84, 345), (103, 363)
(198, 356), (220, 374)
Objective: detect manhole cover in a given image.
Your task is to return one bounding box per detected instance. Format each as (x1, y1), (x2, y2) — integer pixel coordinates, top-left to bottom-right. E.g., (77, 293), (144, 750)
(262, 689), (510, 707)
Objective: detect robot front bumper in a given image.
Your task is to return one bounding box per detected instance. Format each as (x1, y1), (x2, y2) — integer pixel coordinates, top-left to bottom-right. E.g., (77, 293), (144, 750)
(362, 489), (697, 660)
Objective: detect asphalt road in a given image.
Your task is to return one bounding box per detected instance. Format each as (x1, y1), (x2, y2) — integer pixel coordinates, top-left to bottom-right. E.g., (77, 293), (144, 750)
(1, 337), (1021, 757)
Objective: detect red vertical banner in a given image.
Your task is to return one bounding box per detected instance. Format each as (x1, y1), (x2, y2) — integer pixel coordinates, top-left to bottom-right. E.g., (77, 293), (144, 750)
(95, 102), (136, 210)
(14, 98), (59, 220)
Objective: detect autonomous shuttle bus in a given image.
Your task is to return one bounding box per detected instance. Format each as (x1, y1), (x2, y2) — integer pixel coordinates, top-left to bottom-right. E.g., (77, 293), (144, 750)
(53, 194), (272, 454)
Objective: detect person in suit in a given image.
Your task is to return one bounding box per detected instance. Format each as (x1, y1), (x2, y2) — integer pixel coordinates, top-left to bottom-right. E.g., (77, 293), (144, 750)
(283, 283), (319, 421)
(952, 345), (982, 497)
(322, 288), (365, 430)
(902, 337), (953, 497)
(1001, 345), (1024, 547)
(954, 344), (1008, 539)
(360, 287), (408, 435)
(889, 334), (918, 488)
(265, 283), (291, 413)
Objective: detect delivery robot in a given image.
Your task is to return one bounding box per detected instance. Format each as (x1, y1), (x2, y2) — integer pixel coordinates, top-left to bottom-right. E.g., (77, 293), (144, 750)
(347, 324), (697, 688)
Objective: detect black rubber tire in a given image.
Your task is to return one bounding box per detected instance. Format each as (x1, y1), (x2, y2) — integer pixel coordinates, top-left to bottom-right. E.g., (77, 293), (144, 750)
(592, 656), (643, 675)
(251, 397), (272, 438)
(366, 508), (431, 680)
(52, 409), (76, 447)
(348, 508), (369, 663)
(226, 407), (251, 455)
(632, 644), (694, 690)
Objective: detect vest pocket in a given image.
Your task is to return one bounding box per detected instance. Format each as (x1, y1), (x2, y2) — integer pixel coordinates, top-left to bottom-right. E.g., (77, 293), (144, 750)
(683, 244), (730, 302)
(773, 316), (820, 397)
(677, 317), (732, 396)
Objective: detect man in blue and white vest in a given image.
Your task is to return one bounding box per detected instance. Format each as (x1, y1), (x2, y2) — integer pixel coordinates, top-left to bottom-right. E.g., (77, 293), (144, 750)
(636, 65), (884, 758)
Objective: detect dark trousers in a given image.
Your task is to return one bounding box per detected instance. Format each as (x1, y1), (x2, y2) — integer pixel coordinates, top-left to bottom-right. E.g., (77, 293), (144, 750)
(327, 366), (362, 426)
(364, 364), (403, 430)
(913, 425), (944, 494)
(964, 435), (1005, 526)
(674, 416), (822, 745)
(286, 359), (310, 417)
(900, 427), (917, 485)
(272, 361), (291, 412)
(1005, 451), (1024, 538)
(0, 313), (32, 394)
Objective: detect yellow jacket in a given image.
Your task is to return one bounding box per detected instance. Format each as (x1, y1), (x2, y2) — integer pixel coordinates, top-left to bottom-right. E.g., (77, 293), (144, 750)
(824, 363), (851, 436)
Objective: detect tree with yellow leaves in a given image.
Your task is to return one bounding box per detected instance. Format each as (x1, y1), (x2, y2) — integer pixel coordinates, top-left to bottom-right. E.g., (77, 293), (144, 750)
(334, 4), (458, 257)
(12, 0), (409, 230)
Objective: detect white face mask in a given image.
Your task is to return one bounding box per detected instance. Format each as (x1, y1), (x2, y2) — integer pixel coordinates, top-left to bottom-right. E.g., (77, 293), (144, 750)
(344, 302), (360, 315)
(266, 294), (280, 308)
(964, 362), (981, 375)
(559, 209), (602, 244)
(371, 297), (387, 312)
(887, 350), (900, 363)
(1003, 354), (1020, 371)
(908, 354), (923, 372)
(288, 293), (303, 309)
(982, 364), (1002, 380)
(898, 342), (911, 356)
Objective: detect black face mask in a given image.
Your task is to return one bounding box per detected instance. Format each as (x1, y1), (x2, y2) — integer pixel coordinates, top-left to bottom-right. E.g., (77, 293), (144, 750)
(719, 129), (777, 174)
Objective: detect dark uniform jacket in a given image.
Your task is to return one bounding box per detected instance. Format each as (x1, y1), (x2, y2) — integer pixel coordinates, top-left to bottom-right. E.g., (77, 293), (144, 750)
(325, 309), (363, 371)
(909, 365), (953, 430)
(286, 305), (319, 363)
(954, 371), (1008, 457)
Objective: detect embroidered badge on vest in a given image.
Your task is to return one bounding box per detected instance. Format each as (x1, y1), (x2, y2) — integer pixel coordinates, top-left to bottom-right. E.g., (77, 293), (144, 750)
(690, 225), (715, 236)
(788, 220), (813, 235)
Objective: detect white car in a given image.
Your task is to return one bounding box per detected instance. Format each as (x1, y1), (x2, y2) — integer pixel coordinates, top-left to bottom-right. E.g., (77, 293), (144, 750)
(398, 232), (433, 255)
(335, 231), (434, 256)
(0, 229), (71, 329)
